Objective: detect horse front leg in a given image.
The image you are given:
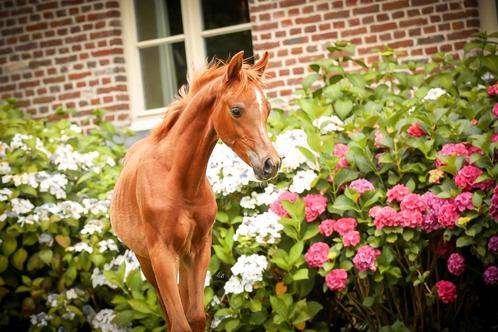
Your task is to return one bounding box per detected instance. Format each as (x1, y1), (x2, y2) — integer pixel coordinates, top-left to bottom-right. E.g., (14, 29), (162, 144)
(147, 240), (191, 332)
(182, 233), (212, 332)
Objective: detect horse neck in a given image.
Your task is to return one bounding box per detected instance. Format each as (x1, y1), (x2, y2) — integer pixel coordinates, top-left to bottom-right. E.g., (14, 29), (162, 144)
(155, 81), (220, 196)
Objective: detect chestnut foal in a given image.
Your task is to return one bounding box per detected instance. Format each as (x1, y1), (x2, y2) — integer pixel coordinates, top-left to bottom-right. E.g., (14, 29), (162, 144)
(111, 51), (280, 332)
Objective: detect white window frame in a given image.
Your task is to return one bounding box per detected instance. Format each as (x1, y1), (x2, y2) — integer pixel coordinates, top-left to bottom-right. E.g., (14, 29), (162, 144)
(120, 0), (252, 131)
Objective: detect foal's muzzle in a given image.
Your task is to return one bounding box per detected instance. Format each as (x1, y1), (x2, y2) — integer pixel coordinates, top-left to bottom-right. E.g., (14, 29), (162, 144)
(255, 156), (281, 180)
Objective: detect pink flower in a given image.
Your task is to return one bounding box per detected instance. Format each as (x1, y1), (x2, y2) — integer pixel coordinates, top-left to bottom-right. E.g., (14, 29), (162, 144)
(397, 209), (423, 228)
(304, 242), (330, 268)
(454, 165), (483, 190)
(447, 253), (465, 276)
(374, 130), (384, 148)
(488, 84), (498, 96)
(437, 203), (460, 229)
(407, 122), (427, 137)
(488, 235), (498, 253)
(342, 230), (361, 247)
(483, 266), (498, 285)
(270, 191), (299, 217)
(400, 193), (428, 212)
(333, 144), (348, 158)
(493, 103), (498, 117)
(373, 206), (398, 229)
(334, 217), (357, 236)
(467, 145), (483, 155)
(368, 206), (382, 218)
(492, 133), (498, 143)
(454, 192), (473, 212)
(336, 157), (349, 170)
(353, 245), (381, 272)
(491, 185), (498, 221)
(303, 194), (327, 222)
(435, 280), (457, 303)
(319, 219), (335, 237)
(439, 143), (468, 157)
(325, 269), (348, 291)
(349, 178), (374, 195)
(386, 184), (411, 203)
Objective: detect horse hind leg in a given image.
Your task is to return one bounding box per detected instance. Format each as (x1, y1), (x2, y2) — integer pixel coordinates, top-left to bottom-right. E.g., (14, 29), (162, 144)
(135, 255), (171, 328)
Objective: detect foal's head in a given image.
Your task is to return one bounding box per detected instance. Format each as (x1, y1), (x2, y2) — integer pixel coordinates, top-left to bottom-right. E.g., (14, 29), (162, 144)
(212, 51), (281, 181)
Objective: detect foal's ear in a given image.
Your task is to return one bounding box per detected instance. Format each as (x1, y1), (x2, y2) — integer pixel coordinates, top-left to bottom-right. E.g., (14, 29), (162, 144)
(253, 52), (269, 77)
(225, 51), (244, 83)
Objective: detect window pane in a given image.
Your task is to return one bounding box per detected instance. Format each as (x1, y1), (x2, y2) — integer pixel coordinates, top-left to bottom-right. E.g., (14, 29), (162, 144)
(205, 30), (253, 63)
(201, 0), (250, 30)
(134, 0), (183, 41)
(139, 42), (187, 110)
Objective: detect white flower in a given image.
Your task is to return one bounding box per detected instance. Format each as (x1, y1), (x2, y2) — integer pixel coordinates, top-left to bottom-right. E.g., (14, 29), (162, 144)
(67, 242), (93, 254)
(312, 115), (344, 134)
(423, 88), (446, 101)
(224, 276), (244, 294)
(91, 309), (130, 332)
(30, 312), (52, 327)
(481, 72), (494, 81)
(0, 141), (7, 158)
(69, 124), (82, 133)
(46, 293), (59, 307)
(82, 219), (104, 235)
(207, 143), (256, 195)
(0, 188), (12, 201)
(57, 201), (86, 219)
(51, 144), (99, 171)
(65, 288), (80, 300)
(224, 254), (267, 294)
(289, 169), (317, 193)
(0, 162), (11, 174)
(91, 268), (117, 289)
(37, 171), (68, 199)
(98, 239), (118, 252)
(10, 133), (32, 152)
(274, 129), (311, 171)
(234, 211), (283, 245)
(11, 198), (34, 215)
(39, 233), (53, 246)
(62, 311), (76, 320)
(240, 184), (282, 210)
(204, 271), (211, 287)
(82, 198), (110, 216)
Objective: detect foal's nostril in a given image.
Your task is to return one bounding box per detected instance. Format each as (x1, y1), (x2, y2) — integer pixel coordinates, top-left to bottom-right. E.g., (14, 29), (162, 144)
(263, 158), (274, 177)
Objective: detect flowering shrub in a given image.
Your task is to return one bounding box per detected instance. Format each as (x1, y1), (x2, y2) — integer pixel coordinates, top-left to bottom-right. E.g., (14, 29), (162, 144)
(3, 32), (498, 331)
(203, 33), (498, 331)
(0, 103), (166, 331)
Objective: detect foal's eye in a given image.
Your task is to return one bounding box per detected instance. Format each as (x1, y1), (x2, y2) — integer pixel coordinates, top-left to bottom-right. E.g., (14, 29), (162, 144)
(230, 107), (242, 118)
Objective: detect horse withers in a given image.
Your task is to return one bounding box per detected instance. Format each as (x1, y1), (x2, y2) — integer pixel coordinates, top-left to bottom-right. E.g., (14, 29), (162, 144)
(110, 51), (280, 332)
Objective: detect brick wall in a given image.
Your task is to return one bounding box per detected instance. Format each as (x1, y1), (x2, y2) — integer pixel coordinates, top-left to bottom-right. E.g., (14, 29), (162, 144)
(249, 0), (480, 102)
(0, 0), (130, 126)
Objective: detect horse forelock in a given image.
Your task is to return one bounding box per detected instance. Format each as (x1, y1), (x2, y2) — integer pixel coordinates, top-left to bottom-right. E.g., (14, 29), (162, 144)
(152, 59), (264, 141)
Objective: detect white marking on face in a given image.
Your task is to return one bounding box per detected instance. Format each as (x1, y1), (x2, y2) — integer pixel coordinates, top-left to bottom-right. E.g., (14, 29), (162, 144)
(254, 87), (266, 139)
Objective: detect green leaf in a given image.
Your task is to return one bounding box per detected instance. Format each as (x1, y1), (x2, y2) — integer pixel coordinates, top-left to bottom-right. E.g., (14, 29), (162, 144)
(292, 268), (309, 281)
(39, 249), (53, 265)
(362, 296), (375, 308)
(456, 236), (474, 247)
(289, 241), (304, 265)
(302, 73), (320, 91)
(113, 310), (135, 326)
(302, 224), (319, 241)
(11, 248), (27, 271)
(2, 237), (17, 256)
(333, 168), (358, 189)
(128, 299), (153, 314)
(0, 255), (8, 273)
(329, 195), (356, 212)
(334, 99), (353, 119)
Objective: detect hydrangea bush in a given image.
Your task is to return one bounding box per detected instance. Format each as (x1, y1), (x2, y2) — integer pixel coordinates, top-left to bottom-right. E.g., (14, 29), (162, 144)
(202, 34), (498, 331)
(2, 32), (498, 331)
(0, 104), (165, 331)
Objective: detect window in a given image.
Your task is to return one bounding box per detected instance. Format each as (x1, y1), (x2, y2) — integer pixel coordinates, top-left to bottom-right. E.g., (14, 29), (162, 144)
(120, 0), (254, 130)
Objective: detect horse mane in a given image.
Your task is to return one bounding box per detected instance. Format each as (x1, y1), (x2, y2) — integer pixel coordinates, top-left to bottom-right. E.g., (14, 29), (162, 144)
(151, 58), (264, 141)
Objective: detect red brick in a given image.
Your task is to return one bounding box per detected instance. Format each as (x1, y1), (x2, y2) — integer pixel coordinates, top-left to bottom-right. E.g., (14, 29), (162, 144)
(295, 15), (321, 24)
(399, 18), (428, 27)
(370, 22), (397, 33)
(382, 0), (409, 10)
(311, 31), (338, 41)
(352, 4), (379, 15)
(340, 27), (367, 37)
(280, 0), (305, 8)
(324, 10), (350, 20)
